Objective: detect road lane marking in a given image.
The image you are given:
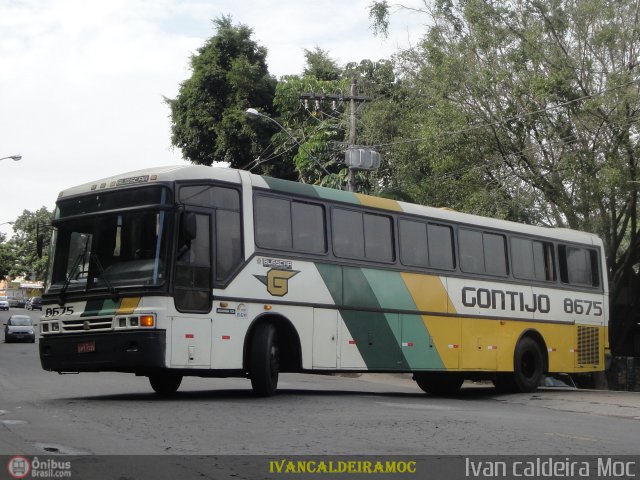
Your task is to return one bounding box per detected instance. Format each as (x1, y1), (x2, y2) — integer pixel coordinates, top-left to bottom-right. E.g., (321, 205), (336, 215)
(544, 432), (598, 443)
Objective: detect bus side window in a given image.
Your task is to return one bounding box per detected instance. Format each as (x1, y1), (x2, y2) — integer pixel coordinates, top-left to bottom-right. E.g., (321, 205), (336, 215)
(332, 209), (365, 259)
(459, 229), (507, 276)
(559, 245), (599, 287)
(216, 210), (242, 282)
(459, 229), (485, 274)
(511, 238), (555, 281)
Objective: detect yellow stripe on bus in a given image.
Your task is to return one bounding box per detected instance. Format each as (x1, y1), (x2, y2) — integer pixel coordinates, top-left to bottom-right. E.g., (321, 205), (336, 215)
(401, 273), (460, 369)
(354, 193), (403, 212)
(117, 297), (141, 315)
(400, 273), (455, 313)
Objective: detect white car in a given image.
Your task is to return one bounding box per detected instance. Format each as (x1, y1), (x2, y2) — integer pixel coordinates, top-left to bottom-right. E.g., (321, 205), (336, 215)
(0, 297), (9, 311)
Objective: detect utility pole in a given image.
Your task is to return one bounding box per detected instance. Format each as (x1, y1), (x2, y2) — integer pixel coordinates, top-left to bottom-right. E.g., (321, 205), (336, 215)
(348, 79), (357, 192)
(300, 80), (371, 192)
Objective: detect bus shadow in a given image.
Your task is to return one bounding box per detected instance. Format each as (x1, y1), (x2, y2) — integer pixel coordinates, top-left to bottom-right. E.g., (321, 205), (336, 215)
(56, 385), (515, 403)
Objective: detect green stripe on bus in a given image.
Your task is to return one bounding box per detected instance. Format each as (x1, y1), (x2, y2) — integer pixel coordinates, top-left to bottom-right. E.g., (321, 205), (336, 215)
(81, 298), (120, 317)
(316, 263), (409, 369)
(340, 310), (409, 370)
(313, 186), (358, 204)
(361, 269), (417, 311)
(316, 263), (445, 370)
(261, 176), (321, 198)
(261, 176), (359, 204)
(316, 263), (343, 305)
(400, 314), (446, 370)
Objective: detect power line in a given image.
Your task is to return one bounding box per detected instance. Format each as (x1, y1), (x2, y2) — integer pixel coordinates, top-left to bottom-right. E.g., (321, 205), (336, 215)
(419, 115), (640, 184)
(368, 78), (640, 148)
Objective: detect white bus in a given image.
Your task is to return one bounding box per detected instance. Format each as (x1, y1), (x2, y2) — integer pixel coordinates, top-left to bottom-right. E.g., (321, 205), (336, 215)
(39, 165), (607, 396)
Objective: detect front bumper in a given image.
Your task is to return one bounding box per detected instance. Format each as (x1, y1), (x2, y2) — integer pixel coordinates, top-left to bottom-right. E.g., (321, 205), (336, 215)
(5, 332), (35, 342)
(39, 330), (166, 374)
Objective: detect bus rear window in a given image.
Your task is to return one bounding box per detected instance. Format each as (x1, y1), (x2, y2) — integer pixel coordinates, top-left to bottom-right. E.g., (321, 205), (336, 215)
(559, 245), (600, 287)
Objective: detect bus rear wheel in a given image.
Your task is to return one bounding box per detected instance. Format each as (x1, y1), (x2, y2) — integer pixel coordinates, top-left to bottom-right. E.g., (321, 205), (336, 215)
(494, 337), (544, 393)
(249, 323), (280, 397)
(414, 372), (464, 395)
(149, 373), (182, 396)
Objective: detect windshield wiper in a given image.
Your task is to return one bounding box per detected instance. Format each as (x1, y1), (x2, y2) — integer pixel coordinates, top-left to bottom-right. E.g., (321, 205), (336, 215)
(58, 253), (86, 304)
(90, 254), (118, 298)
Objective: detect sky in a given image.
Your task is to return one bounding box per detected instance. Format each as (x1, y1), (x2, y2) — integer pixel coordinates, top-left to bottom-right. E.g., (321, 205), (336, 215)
(0, 0), (425, 238)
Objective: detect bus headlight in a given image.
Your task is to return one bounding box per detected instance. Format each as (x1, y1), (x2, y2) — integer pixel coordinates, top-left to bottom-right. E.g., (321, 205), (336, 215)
(140, 315), (155, 327)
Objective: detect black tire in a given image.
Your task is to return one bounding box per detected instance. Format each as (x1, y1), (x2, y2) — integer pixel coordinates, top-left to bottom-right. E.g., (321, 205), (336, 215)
(414, 372), (464, 395)
(249, 323), (280, 397)
(512, 337), (544, 393)
(149, 374), (183, 396)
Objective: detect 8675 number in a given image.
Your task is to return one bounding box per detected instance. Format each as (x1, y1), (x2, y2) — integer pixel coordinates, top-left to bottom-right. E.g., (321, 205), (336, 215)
(563, 298), (603, 316)
(44, 306), (75, 317)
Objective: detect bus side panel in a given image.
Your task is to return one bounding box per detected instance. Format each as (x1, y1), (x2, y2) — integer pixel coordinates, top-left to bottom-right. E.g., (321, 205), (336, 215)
(400, 273), (460, 370)
(312, 309), (338, 368)
(210, 306), (257, 369)
(170, 317), (212, 368)
(339, 311), (403, 370)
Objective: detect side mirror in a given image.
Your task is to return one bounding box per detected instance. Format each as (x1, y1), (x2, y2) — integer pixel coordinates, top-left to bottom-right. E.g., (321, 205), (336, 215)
(180, 212), (197, 243)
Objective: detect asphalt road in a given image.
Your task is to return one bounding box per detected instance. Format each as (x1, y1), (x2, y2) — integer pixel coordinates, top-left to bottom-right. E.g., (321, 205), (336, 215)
(1, 308), (639, 457)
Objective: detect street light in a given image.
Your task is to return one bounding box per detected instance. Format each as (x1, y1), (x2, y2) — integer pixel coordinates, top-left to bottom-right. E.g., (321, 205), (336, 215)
(0, 155), (21, 162)
(245, 108), (330, 176)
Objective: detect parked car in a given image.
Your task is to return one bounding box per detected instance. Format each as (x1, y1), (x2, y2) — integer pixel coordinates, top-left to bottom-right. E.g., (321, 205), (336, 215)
(4, 315), (36, 343)
(0, 297), (8, 311)
(26, 297), (42, 311)
(8, 298), (25, 308)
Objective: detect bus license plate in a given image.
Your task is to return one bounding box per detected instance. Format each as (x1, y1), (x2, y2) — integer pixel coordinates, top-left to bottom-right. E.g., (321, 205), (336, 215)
(77, 341), (95, 353)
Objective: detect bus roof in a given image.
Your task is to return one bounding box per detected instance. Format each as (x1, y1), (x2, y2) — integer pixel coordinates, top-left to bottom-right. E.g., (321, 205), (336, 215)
(57, 165), (602, 247)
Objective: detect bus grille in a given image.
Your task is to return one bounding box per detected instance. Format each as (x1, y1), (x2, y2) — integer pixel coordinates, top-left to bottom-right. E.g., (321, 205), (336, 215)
(577, 326), (600, 365)
(62, 317), (113, 332)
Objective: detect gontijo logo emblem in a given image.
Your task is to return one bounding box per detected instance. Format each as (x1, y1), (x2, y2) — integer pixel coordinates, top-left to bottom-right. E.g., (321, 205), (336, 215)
(254, 269), (300, 297)
(7, 456), (30, 479)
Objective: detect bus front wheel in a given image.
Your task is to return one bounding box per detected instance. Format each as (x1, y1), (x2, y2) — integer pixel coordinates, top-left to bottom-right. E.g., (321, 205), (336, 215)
(414, 372), (464, 395)
(149, 373), (182, 396)
(249, 323), (280, 397)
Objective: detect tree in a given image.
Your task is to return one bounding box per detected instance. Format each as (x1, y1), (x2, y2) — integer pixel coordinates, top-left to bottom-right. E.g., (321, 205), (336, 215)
(0, 233), (15, 281)
(369, 0), (640, 354)
(270, 74), (348, 186)
(9, 207), (54, 282)
(167, 16), (294, 178)
(303, 47), (342, 81)
(267, 54), (401, 190)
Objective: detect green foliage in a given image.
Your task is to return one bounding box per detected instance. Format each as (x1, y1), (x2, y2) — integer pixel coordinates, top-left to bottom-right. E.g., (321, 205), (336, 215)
(0, 237), (15, 281)
(5, 207), (54, 282)
(303, 47), (342, 81)
(368, 1), (391, 37)
(271, 74), (348, 184)
(370, 0), (640, 308)
(167, 16), (291, 177)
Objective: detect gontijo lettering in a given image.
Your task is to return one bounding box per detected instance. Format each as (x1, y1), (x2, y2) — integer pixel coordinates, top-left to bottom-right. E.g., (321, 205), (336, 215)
(462, 287), (551, 313)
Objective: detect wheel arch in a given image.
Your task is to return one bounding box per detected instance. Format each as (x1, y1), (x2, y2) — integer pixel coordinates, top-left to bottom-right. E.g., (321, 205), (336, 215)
(243, 313), (303, 373)
(515, 328), (549, 373)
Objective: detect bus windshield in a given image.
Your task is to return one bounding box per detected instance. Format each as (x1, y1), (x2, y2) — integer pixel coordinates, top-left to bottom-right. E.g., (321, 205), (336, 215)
(47, 210), (170, 294)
